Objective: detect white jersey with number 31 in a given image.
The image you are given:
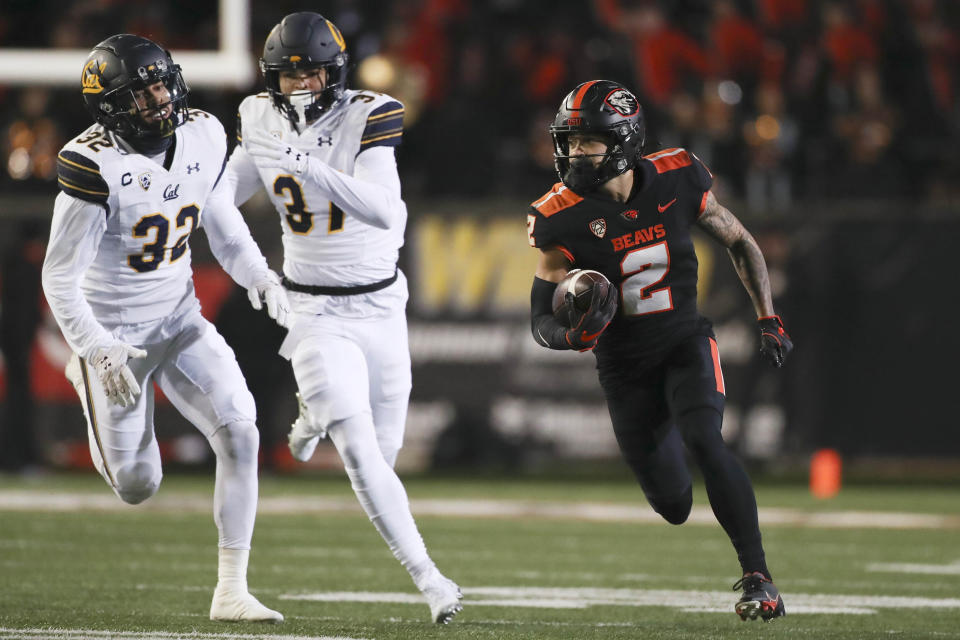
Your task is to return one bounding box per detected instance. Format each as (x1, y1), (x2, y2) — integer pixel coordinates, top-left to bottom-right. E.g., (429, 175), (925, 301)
(232, 90), (406, 270)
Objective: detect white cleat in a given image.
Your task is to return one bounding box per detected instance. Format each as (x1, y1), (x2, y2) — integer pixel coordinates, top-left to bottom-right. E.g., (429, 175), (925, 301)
(287, 392), (325, 462)
(421, 573), (463, 624)
(210, 588), (284, 623)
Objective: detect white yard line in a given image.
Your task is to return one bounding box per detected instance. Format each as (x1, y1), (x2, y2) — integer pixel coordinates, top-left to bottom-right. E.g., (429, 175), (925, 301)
(867, 561), (960, 575)
(0, 630), (367, 640)
(279, 585), (960, 616)
(0, 489), (957, 530)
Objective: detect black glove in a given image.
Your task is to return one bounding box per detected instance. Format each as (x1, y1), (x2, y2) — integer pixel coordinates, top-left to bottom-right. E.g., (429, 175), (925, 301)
(565, 283), (618, 351)
(758, 315), (793, 368)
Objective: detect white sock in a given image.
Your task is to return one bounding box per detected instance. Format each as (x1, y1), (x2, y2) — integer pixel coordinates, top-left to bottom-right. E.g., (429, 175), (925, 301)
(217, 547), (249, 591)
(328, 413), (432, 582)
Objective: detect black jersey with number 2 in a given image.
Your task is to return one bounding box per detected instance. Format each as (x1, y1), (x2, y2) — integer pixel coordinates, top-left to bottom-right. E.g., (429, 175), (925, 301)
(527, 148), (715, 366)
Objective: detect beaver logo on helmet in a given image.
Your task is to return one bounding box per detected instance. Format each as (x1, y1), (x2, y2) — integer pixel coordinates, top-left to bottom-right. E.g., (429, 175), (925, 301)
(605, 89), (639, 117)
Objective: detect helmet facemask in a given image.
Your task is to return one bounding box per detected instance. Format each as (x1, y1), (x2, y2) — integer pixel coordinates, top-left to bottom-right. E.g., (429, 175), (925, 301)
(552, 130), (635, 193)
(101, 65), (189, 142)
(262, 57), (347, 126)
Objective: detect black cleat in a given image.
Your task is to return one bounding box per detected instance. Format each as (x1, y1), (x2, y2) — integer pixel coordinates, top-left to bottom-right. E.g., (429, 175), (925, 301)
(733, 572), (785, 622)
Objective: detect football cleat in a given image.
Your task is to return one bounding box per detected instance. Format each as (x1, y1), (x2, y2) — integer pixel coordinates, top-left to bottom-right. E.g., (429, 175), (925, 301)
(287, 392), (324, 462)
(733, 572), (785, 621)
(210, 588), (284, 623)
(420, 572), (463, 624)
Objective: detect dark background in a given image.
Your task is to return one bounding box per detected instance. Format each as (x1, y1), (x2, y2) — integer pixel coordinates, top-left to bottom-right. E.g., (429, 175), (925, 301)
(0, 0), (957, 476)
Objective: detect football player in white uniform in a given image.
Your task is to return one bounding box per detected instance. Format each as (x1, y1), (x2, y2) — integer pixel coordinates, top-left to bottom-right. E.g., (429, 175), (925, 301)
(42, 35), (288, 623)
(226, 12), (462, 624)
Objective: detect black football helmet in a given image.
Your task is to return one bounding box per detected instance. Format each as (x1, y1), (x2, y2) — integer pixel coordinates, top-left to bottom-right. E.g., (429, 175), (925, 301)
(550, 80), (646, 192)
(260, 12), (349, 125)
(81, 34), (189, 147)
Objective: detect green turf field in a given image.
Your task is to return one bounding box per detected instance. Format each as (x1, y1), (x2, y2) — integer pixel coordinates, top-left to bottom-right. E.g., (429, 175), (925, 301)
(1, 472), (958, 639)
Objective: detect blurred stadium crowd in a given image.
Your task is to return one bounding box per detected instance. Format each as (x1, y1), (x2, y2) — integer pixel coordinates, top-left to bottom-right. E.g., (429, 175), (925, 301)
(1, 0), (959, 476)
(0, 0), (957, 209)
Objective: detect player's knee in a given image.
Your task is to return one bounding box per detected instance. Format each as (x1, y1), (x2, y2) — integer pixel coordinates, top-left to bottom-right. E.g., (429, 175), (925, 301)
(113, 461), (161, 504)
(301, 391), (332, 434)
(328, 412), (382, 472)
(677, 407), (724, 456)
(294, 339), (368, 422)
(377, 439), (401, 469)
(650, 486), (693, 525)
(209, 421), (260, 465)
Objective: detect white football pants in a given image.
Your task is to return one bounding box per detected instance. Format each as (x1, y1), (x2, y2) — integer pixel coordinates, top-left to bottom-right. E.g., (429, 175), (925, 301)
(287, 310), (436, 579)
(71, 312), (260, 549)
(286, 309), (411, 464)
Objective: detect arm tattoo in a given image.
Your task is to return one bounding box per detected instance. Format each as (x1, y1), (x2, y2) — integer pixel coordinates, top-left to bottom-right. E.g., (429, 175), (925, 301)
(696, 191), (744, 247)
(696, 191), (775, 317)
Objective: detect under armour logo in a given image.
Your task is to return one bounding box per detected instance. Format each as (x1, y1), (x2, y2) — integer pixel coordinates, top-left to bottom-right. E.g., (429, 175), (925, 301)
(318, 136), (333, 146)
(186, 162), (200, 174)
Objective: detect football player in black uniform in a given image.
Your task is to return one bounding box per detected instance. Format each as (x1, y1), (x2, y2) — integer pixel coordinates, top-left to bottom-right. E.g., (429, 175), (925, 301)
(527, 80), (793, 621)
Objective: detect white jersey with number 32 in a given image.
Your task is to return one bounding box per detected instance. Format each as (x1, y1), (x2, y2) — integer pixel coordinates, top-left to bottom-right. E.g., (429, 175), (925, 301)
(55, 110), (229, 326)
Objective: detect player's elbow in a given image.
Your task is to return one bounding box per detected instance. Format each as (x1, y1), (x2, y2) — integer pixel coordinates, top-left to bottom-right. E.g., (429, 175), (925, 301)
(365, 210), (393, 229)
(531, 313), (567, 350)
(363, 198), (402, 229)
(40, 262), (68, 301)
(530, 316), (545, 346)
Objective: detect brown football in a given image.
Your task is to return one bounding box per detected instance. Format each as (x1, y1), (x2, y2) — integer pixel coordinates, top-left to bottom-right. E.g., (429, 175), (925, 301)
(551, 269), (612, 328)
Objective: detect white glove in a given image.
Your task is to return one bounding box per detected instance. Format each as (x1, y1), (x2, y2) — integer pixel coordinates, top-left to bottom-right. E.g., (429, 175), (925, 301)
(245, 130), (311, 175)
(248, 270), (290, 328)
(90, 343), (147, 408)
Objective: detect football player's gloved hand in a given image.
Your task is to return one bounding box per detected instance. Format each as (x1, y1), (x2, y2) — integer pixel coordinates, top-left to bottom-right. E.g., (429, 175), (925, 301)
(565, 284), (619, 352)
(90, 343), (147, 407)
(245, 130), (312, 175)
(248, 270), (290, 328)
(758, 315), (793, 368)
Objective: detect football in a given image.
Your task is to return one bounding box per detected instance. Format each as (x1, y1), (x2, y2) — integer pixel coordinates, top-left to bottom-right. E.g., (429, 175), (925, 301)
(551, 269), (613, 328)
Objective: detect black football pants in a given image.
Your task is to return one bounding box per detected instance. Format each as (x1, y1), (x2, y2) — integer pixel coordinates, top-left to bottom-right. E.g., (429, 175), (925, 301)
(598, 334), (768, 577)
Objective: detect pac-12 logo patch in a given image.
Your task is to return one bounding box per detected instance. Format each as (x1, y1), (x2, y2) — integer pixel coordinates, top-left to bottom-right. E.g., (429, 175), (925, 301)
(138, 172), (152, 191)
(605, 89), (639, 117)
(589, 218), (607, 238)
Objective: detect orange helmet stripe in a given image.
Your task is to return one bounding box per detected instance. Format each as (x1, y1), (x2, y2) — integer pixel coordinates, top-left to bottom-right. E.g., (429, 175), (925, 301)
(569, 80), (599, 110)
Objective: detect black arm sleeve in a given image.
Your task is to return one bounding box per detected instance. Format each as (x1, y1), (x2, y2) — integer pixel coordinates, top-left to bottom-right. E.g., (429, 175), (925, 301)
(531, 276), (571, 350)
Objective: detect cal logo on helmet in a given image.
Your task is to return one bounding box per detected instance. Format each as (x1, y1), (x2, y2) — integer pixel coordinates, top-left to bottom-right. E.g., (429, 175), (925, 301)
(81, 60), (107, 94)
(604, 89), (639, 117)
